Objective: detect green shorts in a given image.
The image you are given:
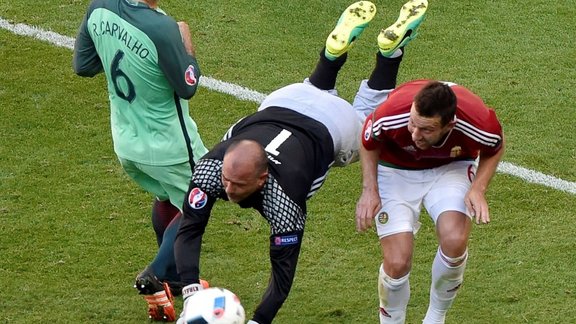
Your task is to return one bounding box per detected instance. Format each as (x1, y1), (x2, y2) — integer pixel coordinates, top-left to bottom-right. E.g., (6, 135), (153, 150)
(118, 158), (192, 211)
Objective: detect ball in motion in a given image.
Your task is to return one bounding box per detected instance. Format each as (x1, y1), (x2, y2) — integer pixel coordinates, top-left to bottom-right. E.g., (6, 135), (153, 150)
(182, 287), (245, 324)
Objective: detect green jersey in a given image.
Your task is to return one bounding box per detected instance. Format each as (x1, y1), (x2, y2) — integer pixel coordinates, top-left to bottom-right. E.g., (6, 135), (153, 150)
(73, 0), (207, 166)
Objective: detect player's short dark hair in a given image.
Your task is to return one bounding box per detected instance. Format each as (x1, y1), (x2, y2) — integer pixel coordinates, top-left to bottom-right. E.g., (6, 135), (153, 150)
(414, 81), (457, 126)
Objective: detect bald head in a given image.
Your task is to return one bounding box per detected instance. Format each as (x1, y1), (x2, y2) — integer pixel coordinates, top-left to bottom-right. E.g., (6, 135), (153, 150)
(224, 140), (268, 175)
(221, 140), (269, 203)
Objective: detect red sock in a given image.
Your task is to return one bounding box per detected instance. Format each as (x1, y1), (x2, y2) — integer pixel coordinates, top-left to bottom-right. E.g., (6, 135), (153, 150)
(152, 199), (180, 246)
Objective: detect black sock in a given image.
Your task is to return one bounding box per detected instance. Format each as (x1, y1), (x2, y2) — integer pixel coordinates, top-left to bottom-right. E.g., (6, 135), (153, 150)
(308, 48), (347, 90)
(367, 50), (403, 90)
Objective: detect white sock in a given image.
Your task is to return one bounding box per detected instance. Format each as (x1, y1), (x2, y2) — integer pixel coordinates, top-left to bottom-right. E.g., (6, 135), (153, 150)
(177, 283), (208, 323)
(388, 48), (403, 58)
(181, 283), (205, 299)
(378, 264), (410, 324)
(423, 248), (468, 324)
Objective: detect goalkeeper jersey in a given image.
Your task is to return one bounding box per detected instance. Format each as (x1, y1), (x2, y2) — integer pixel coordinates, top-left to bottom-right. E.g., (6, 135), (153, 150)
(176, 107), (336, 323)
(73, 0), (206, 165)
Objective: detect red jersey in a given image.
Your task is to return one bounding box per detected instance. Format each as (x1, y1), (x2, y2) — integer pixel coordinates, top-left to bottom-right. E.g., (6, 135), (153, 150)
(362, 80), (503, 170)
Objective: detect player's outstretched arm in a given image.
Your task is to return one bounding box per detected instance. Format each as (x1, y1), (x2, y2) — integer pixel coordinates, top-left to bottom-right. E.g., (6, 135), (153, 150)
(465, 137), (505, 224)
(251, 233), (303, 324)
(356, 145), (382, 232)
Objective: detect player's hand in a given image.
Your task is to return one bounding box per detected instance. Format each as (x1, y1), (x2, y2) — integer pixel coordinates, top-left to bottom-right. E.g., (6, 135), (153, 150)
(177, 21), (196, 56)
(464, 188), (490, 224)
(355, 189), (381, 232)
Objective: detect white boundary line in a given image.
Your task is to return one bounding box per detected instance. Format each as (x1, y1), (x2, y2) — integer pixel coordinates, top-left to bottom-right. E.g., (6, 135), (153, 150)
(0, 18), (267, 104)
(2, 17), (574, 195)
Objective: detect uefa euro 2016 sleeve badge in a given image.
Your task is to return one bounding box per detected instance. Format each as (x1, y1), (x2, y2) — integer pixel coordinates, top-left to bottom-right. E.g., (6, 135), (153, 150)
(188, 187), (207, 209)
(377, 212), (389, 224)
(185, 65), (197, 86)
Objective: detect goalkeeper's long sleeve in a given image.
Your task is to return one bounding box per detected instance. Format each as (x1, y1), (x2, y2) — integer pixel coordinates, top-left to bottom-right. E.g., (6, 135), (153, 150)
(251, 231), (303, 324)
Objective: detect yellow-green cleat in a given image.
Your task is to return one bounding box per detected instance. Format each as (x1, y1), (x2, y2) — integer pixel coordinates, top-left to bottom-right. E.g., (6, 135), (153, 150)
(325, 1), (377, 61)
(378, 0), (428, 57)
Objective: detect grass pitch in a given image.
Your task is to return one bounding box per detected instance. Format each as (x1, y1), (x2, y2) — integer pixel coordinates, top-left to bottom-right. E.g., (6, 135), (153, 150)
(1, 0), (575, 323)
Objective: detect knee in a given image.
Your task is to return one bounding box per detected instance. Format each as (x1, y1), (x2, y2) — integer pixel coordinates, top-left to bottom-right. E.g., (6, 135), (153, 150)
(439, 232), (468, 257)
(382, 257), (412, 278)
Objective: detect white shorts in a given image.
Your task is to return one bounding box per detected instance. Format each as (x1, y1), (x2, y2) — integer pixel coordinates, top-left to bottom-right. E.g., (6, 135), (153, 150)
(258, 82), (363, 167)
(375, 160), (477, 238)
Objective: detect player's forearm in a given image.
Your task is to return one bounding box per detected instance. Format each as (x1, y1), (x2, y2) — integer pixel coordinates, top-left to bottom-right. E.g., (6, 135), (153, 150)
(72, 50), (103, 77)
(253, 241), (302, 324)
(360, 145), (380, 192)
(472, 140), (505, 193)
(174, 214), (205, 284)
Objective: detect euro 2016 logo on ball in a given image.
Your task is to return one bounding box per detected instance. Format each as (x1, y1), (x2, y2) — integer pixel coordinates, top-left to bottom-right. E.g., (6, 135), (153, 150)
(182, 287), (245, 324)
(189, 187), (207, 209)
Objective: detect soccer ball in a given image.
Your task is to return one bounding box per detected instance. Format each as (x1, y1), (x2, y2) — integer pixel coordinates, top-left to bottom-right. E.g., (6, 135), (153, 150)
(181, 287), (246, 324)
